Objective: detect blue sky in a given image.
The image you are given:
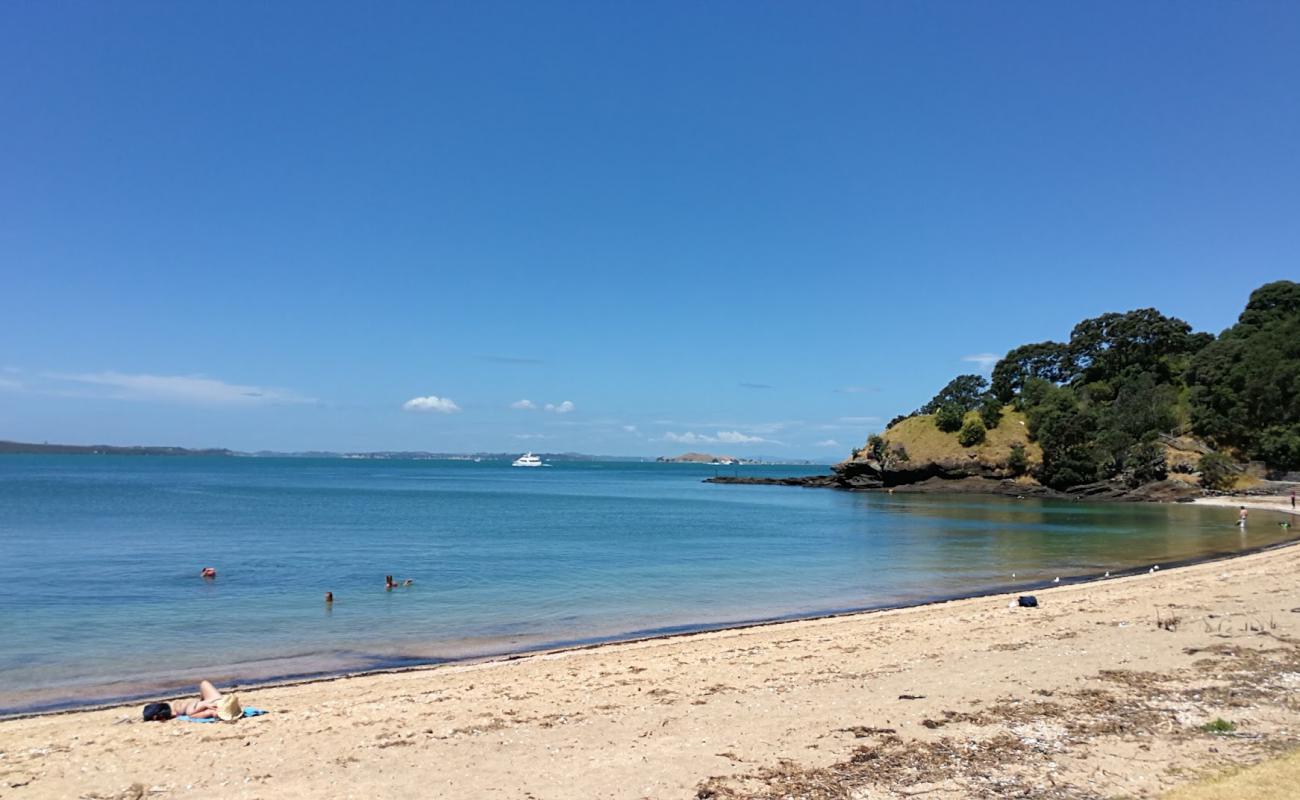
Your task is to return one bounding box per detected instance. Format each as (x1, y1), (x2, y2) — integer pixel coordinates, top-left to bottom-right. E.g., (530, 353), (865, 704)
(2, 2), (1297, 458)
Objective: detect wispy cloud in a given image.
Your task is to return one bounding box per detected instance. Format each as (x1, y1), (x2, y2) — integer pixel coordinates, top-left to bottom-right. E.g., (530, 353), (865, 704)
(739, 382), (773, 390)
(652, 419), (790, 435)
(402, 395), (461, 414)
(0, 376), (22, 391)
(510, 399), (537, 410)
(514, 433), (550, 440)
(963, 353), (1000, 371)
(622, 425), (638, 433)
(479, 355), (543, 365)
(46, 371), (316, 406)
(815, 439), (841, 448)
(544, 400), (575, 414)
(663, 430), (771, 445)
(838, 416), (881, 424)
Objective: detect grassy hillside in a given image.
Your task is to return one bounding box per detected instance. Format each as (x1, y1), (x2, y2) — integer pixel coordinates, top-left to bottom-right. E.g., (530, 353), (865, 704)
(879, 408), (1042, 470)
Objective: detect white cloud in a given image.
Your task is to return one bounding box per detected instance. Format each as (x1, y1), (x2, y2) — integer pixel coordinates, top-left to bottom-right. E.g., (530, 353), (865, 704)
(715, 430), (764, 444)
(962, 353), (1000, 371)
(46, 371), (315, 406)
(510, 399), (537, 410)
(664, 431), (709, 444)
(815, 439), (842, 448)
(402, 395), (461, 414)
(544, 400), (575, 414)
(652, 419), (789, 434)
(622, 425), (638, 433)
(514, 433), (550, 440)
(0, 377), (22, 391)
(663, 430), (769, 445)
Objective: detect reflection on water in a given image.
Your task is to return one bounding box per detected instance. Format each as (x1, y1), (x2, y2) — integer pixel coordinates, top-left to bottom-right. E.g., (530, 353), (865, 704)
(0, 455), (1293, 714)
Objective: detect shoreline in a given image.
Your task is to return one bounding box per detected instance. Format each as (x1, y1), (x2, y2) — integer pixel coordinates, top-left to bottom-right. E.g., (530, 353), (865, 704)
(7, 516), (1299, 723)
(5, 533), (1300, 798)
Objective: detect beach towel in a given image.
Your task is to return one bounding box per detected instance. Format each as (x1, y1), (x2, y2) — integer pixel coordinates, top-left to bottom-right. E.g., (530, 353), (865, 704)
(177, 707), (268, 722)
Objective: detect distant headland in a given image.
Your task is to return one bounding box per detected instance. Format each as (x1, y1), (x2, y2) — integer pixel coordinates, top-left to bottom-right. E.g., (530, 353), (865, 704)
(712, 280), (1300, 500)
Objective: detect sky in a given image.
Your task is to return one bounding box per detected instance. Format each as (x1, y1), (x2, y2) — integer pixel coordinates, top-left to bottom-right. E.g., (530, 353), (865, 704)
(2, 2), (1298, 458)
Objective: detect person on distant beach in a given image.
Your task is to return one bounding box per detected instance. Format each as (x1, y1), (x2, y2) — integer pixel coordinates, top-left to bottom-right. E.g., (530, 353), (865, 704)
(1238, 506), (1248, 526)
(1292, 489), (1296, 510)
(200, 567), (217, 579)
(142, 680), (242, 721)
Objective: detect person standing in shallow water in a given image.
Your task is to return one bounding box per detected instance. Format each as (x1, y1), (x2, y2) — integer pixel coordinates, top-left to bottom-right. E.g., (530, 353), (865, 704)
(1239, 506), (1248, 526)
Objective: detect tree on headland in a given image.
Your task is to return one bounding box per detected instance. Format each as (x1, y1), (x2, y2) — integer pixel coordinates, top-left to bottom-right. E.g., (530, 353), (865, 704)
(1187, 281), (1300, 469)
(919, 374), (989, 415)
(991, 341), (1072, 401)
(934, 404), (965, 433)
(863, 280), (1299, 489)
(1197, 452), (1236, 491)
(958, 416), (987, 447)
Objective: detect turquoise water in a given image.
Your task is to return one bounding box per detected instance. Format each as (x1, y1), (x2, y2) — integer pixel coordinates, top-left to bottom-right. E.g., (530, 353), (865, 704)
(0, 455), (1292, 715)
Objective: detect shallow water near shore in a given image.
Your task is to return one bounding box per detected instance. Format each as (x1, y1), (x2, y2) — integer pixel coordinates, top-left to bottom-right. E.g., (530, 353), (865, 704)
(0, 455), (1293, 715)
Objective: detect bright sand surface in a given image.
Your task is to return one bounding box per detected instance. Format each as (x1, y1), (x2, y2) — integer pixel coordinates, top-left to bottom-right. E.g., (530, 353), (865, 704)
(1192, 493), (1298, 517)
(3, 539), (1300, 799)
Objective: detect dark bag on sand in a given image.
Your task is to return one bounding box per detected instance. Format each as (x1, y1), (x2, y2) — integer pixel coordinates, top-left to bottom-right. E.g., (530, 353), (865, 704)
(143, 702), (172, 721)
(1017, 596), (1038, 608)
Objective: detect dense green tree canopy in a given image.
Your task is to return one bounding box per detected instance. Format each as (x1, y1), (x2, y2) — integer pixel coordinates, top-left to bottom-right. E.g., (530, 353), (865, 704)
(904, 280), (1300, 487)
(1187, 281), (1300, 469)
(919, 374), (989, 415)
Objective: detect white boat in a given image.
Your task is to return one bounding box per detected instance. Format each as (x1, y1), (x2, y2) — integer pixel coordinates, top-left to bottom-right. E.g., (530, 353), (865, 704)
(512, 452), (543, 467)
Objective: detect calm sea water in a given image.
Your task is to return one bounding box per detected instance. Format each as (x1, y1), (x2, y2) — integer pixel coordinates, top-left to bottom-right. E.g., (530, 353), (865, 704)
(0, 455), (1293, 714)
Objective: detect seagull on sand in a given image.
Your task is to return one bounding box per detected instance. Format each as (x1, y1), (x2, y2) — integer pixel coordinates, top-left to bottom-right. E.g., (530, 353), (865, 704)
(1053, 577), (1061, 584)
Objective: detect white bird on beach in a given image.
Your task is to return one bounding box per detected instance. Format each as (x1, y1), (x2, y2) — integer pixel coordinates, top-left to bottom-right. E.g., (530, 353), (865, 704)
(1053, 577), (1060, 584)
(1104, 571), (1110, 578)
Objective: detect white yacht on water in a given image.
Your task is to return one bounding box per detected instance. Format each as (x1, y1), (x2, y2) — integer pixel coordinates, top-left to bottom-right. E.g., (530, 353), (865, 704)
(512, 452), (543, 467)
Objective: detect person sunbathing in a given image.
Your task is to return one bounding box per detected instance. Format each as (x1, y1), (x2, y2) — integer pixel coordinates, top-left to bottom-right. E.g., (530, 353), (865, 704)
(143, 680), (241, 721)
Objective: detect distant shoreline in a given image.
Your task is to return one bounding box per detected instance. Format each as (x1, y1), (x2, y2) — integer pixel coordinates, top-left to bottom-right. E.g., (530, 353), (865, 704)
(0, 440), (814, 464)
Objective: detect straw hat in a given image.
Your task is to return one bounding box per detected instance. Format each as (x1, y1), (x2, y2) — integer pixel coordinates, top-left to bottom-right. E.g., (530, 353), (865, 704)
(216, 694), (243, 721)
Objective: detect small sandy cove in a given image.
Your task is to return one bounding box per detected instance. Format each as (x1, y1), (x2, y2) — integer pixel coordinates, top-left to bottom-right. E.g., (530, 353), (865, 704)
(4, 510), (1299, 799)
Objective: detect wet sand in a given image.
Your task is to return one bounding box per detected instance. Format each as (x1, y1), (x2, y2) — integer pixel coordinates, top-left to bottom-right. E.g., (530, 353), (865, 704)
(3, 534), (1300, 798)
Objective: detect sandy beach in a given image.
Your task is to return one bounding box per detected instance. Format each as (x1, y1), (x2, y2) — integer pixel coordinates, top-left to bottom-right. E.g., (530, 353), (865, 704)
(4, 527), (1300, 799)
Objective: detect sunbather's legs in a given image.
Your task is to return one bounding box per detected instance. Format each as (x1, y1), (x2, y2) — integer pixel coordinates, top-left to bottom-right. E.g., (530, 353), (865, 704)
(198, 680), (221, 702)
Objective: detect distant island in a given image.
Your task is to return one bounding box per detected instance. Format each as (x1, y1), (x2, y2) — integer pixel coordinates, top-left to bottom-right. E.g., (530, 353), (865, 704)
(656, 452), (817, 466)
(0, 442), (649, 462)
(658, 451), (741, 464)
(712, 280), (1300, 500)
(0, 441), (236, 457)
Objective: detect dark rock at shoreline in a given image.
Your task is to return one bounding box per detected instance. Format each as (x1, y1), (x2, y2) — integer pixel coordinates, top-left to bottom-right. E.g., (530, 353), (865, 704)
(705, 472), (1207, 503)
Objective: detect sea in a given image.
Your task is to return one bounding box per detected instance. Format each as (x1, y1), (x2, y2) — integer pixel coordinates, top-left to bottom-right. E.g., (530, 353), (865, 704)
(1, 455), (1293, 716)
